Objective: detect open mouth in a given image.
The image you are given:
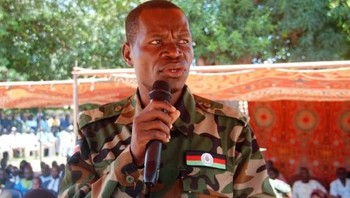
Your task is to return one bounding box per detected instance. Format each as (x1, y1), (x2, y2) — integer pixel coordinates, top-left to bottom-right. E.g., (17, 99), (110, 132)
(162, 67), (185, 78)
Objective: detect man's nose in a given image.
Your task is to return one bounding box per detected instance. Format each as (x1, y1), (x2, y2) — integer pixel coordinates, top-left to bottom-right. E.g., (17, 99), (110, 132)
(163, 42), (182, 58)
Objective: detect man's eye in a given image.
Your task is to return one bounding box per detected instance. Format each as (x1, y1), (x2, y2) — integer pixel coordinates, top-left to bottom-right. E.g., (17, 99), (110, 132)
(179, 39), (189, 44)
(150, 40), (161, 45)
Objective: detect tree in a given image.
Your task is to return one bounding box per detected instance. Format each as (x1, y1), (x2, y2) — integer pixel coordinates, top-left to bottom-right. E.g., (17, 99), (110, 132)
(175, 0), (274, 65)
(0, 0), (140, 81)
(265, 0), (350, 62)
(1, 0), (349, 81)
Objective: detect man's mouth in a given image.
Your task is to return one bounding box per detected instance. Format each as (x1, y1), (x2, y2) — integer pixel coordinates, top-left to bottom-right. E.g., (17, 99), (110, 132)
(162, 67), (185, 78)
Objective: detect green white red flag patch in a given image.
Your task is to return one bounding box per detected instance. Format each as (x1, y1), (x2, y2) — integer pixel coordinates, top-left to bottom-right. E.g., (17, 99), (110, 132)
(185, 151), (226, 170)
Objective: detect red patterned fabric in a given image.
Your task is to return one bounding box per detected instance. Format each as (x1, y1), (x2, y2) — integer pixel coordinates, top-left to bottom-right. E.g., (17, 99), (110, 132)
(248, 101), (350, 187)
(1, 66), (350, 108)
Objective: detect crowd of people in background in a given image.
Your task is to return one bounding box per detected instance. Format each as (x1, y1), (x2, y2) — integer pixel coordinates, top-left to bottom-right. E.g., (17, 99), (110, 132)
(0, 110), (74, 197)
(1, 111), (350, 197)
(0, 111), (75, 160)
(0, 111), (72, 136)
(266, 160), (350, 198)
(0, 159), (65, 197)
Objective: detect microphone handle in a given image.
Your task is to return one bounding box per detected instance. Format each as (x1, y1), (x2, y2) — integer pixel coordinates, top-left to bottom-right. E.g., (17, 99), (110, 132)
(144, 140), (162, 186)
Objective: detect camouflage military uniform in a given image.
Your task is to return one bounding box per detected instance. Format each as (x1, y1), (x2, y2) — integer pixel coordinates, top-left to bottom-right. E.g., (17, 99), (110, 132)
(59, 86), (275, 198)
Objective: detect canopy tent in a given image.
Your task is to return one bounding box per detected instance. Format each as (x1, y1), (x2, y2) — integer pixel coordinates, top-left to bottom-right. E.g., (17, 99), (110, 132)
(1, 60), (350, 186)
(1, 60), (350, 110)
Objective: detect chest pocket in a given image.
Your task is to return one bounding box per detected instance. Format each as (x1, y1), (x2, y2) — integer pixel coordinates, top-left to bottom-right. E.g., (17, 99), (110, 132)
(180, 166), (234, 197)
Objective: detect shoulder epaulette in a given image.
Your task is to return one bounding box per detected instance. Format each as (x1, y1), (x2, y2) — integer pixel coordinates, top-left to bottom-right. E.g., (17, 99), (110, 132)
(78, 99), (127, 129)
(194, 94), (249, 126)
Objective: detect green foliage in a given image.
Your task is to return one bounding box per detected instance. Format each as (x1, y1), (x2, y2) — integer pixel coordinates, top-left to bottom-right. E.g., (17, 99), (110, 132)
(266, 0), (350, 62)
(176, 0), (274, 64)
(0, 0), (140, 81)
(1, 0), (349, 81)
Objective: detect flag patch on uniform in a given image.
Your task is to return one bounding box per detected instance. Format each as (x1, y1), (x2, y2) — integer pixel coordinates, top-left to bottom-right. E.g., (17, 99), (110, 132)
(185, 151), (226, 170)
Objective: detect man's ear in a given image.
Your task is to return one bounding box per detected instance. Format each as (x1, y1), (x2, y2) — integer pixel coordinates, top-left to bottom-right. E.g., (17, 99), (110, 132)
(122, 42), (133, 67)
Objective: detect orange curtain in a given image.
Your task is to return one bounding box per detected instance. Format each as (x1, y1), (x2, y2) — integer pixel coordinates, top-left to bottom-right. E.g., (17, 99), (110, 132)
(248, 101), (350, 186)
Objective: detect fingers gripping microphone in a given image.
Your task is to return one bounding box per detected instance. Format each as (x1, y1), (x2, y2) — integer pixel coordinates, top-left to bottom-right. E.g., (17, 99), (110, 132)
(144, 80), (171, 186)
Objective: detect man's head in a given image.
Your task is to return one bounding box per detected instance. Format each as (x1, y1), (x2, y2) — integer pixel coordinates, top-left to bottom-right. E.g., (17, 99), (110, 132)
(299, 167), (310, 183)
(265, 160), (274, 169)
(122, 0), (194, 105)
(51, 165), (60, 179)
(336, 167), (347, 180)
(125, 0), (185, 45)
(41, 164), (51, 177)
(267, 167), (279, 180)
(23, 165), (33, 180)
(0, 168), (8, 183)
(32, 176), (42, 189)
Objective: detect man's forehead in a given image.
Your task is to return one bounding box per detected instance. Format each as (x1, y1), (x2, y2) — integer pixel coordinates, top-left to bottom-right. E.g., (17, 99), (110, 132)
(139, 7), (185, 19)
(138, 9), (189, 29)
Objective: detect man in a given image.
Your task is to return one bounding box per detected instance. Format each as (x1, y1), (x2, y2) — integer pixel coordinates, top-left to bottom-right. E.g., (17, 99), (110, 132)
(43, 165), (61, 195)
(59, 0), (275, 197)
(0, 168), (14, 189)
(330, 167), (350, 198)
(267, 167), (291, 198)
(292, 167), (327, 198)
(13, 164), (34, 195)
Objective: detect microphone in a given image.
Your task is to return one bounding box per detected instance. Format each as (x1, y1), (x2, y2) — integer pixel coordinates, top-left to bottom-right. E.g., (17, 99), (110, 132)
(144, 80), (171, 186)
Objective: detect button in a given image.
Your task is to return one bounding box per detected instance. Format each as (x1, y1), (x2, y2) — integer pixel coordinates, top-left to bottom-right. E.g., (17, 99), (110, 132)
(126, 175), (135, 184)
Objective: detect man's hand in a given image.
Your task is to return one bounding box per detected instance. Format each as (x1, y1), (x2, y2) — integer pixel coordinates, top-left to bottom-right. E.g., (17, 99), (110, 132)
(130, 100), (180, 166)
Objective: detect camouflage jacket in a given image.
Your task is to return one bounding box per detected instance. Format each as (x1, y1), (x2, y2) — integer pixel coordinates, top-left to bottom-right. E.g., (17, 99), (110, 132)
(59, 86), (275, 198)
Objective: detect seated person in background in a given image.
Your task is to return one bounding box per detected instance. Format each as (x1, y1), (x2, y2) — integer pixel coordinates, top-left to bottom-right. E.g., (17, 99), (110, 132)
(0, 168), (14, 188)
(58, 163), (65, 178)
(31, 176), (43, 190)
(8, 166), (20, 184)
(266, 159), (288, 182)
(39, 164), (51, 184)
(13, 164), (34, 195)
(43, 165), (61, 195)
(330, 167), (350, 198)
(292, 167), (327, 198)
(268, 167), (291, 198)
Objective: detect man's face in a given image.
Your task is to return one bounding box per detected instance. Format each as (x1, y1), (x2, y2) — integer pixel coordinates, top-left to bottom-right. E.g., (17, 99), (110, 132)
(125, 8), (194, 95)
(300, 168), (310, 182)
(32, 178), (41, 189)
(337, 168), (347, 180)
(51, 167), (60, 179)
(24, 168), (33, 180)
(0, 170), (6, 181)
(41, 165), (50, 177)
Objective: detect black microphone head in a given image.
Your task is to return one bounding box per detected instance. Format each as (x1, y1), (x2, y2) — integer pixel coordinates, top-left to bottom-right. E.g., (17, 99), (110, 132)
(149, 80), (171, 102)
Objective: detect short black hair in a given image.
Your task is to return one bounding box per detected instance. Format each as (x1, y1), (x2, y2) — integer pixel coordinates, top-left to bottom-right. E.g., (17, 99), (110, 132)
(125, 0), (185, 45)
(268, 167), (279, 176)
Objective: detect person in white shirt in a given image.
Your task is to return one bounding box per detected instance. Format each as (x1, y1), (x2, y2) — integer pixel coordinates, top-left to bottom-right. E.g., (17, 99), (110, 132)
(330, 167), (350, 198)
(292, 167), (327, 198)
(268, 167), (292, 198)
(43, 165), (61, 196)
(266, 160), (288, 183)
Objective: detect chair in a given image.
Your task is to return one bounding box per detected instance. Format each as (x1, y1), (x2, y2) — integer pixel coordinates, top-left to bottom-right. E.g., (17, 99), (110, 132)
(23, 189), (56, 198)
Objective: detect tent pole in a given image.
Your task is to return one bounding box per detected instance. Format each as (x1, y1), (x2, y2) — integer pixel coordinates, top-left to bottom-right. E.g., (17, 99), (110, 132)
(73, 61), (79, 138)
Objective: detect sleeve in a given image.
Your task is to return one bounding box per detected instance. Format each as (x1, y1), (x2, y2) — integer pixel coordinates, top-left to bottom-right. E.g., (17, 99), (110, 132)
(58, 128), (144, 198)
(232, 125), (276, 197)
(329, 181), (337, 196)
(315, 180), (327, 193)
(291, 182), (299, 198)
